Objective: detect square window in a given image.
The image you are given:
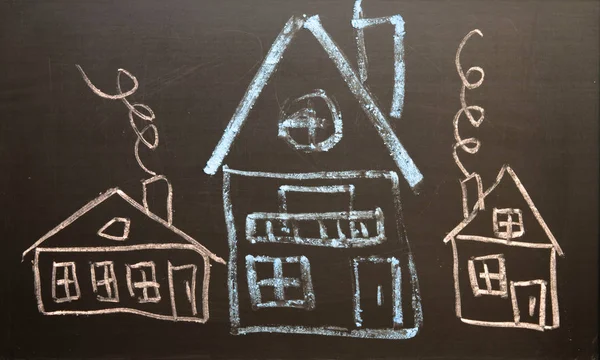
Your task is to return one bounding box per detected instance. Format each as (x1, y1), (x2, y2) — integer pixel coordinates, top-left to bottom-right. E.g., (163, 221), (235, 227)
(493, 208), (524, 240)
(126, 262), (160, 303)
(52, 262), (81, 303)
(91, 261), (119, 302)
(245, 255), (315, 310)
(468, 254), (508, 297)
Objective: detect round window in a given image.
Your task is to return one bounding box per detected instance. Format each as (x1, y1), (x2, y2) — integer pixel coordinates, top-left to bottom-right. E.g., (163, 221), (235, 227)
(278, 89), (342, 152)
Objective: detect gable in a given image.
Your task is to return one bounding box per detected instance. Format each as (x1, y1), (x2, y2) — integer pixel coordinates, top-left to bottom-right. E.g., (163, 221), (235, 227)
(204, 15), (422, 189)
(23, 189), (225, 263)
(446, 166), (563, 255)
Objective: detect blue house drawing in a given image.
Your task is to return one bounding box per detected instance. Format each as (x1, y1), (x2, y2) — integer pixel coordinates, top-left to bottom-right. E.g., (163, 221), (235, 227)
(204, 14), (423, 339)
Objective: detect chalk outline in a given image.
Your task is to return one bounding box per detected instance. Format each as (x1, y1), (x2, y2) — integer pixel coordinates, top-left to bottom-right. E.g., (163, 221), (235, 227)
(245, 255), (315, 310)
(352, 0), (406, 118)
(278, 89), (343, 152)
(51, 261), (80, 303)
(352, 256), (402, 328)
(445, 166), (563, 330)
(90, 260), (120, 302)
(492, 208), (524, 240)
(223, 166), (422, 338)
(510, 279), (547, 328)
(97, 217), (131, 241)
(204, 15), (423, 189)
(168, 262), (199, 318)
(467, 254), (508, 298)
(24, 188), (224, 323)
(126, 261), (161, 304)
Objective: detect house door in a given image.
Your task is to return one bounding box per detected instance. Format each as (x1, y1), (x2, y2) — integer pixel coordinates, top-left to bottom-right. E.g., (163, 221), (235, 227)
(510, 280), (547, 329)
(168, 262), (200, 319)
(352, 257), (402, 329)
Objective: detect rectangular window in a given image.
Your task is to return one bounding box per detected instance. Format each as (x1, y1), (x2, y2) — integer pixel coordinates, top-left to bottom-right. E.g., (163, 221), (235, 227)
(246, 255), (314, 310)
(493, 208), (524, 240)
(126, 261), (161, 303)
(52, 262), (81, 303)
(91, 261), (119, 302)
(468, 254), (508, 297)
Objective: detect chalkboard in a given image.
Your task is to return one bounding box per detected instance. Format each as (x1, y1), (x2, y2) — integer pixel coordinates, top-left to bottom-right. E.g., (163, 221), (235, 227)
(1, 0), (598, 358)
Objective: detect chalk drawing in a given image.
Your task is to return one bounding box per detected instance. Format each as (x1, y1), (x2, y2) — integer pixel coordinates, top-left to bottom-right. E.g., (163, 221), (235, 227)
(24, 66), (224, 324)
(352, 0), (406, 118)
(201, 5), (424, 340)
(23, 187), (225, 323)
(222, 167), (422, 339)
(90, 261), (119, 302)
(204, 14), (423, 190)
(278, 89), (342, 152)
(444, 30), (564, 331)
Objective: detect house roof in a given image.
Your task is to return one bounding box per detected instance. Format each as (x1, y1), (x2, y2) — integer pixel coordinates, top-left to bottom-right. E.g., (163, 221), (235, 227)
(443, 165), (564, 256)
(22, 188), (225, 264)
(203, 15), (423, 190)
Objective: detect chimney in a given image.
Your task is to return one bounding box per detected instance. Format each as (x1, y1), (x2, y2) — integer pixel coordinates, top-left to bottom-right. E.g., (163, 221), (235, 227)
(142, 175), (173, 225)
(460, 173), (484, 218)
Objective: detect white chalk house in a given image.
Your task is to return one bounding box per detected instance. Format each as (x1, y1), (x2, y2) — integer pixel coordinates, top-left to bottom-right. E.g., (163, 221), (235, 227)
(22, 182), (225, 323)
(204, 15), (424, 339)
(444, 166), (564, 331)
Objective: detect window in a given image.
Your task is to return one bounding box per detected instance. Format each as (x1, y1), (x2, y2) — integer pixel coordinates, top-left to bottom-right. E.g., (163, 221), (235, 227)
(52, 262), (81, 303)
(97, 217), (131, 241)
(493, 208), (524, 240)
(468, 254), (508, 297)
(126, 262), (160, 303)
(91, 261), (119, 302)
(278, 90), (342, 152)
(245, 255), (315, 310)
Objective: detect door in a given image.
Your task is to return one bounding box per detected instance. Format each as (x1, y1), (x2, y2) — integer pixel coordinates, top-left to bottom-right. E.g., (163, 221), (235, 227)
(168, 262), (200, 319)
(510, 280), (547, 329)
(352, 257), (402, 329)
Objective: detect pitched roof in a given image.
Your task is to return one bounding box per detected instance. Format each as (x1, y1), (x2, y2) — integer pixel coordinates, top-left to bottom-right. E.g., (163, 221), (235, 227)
(203, 15), (423, 189)
(22, 188), (225, 264)
(443, 165), (564, 256)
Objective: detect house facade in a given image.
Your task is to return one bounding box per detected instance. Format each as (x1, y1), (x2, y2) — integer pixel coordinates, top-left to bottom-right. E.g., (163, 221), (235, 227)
(23, 183), (225, 323)
(444, 166), (564, 331)
(205, 14), (424, 339)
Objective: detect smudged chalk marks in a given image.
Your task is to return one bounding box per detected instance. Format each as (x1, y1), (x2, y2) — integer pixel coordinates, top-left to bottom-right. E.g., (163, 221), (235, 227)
(443, 30), (564, 332)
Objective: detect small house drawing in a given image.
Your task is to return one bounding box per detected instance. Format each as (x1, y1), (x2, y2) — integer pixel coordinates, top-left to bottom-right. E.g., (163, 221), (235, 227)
(443, 165), (564, 331)
(22, 177), (225, 323)
(204, 14), (424, 339)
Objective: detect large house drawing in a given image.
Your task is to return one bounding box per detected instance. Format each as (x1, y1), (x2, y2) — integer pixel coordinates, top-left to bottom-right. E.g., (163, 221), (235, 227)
(443, 165), (564, 331)
(22, 177), (225, 323)
(204, 14), (424, 339)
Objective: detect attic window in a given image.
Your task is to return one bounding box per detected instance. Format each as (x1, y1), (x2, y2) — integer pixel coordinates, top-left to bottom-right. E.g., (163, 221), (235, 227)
(278, 90), (342, 152)
(97, 217), (131, 241)
(493, 208), (524, 240)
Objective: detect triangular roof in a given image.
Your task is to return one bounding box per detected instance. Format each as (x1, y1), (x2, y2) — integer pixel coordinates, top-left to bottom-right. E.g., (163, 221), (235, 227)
(443, 165), (564, 256)
(203, 15), (423, 190)
(22, 188), (225, 264)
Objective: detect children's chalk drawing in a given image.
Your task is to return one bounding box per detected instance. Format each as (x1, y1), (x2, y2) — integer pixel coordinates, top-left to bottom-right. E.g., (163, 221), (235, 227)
(202, 2), (423, 339)
(220, 168), (422, 339)
(444, 30), (564, 331)
(204, 13), (423, 189)
(22, 68), (225, 323)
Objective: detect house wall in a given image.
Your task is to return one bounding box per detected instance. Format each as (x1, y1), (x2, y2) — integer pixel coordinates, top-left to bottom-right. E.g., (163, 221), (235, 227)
(35, 248), (206, 319)
(226, 170), (420, 330)
(453, 241), (554, 325)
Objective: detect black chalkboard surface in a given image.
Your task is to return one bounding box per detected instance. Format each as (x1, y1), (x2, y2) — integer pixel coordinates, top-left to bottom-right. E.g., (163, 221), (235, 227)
(1, 0), (598, 359)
